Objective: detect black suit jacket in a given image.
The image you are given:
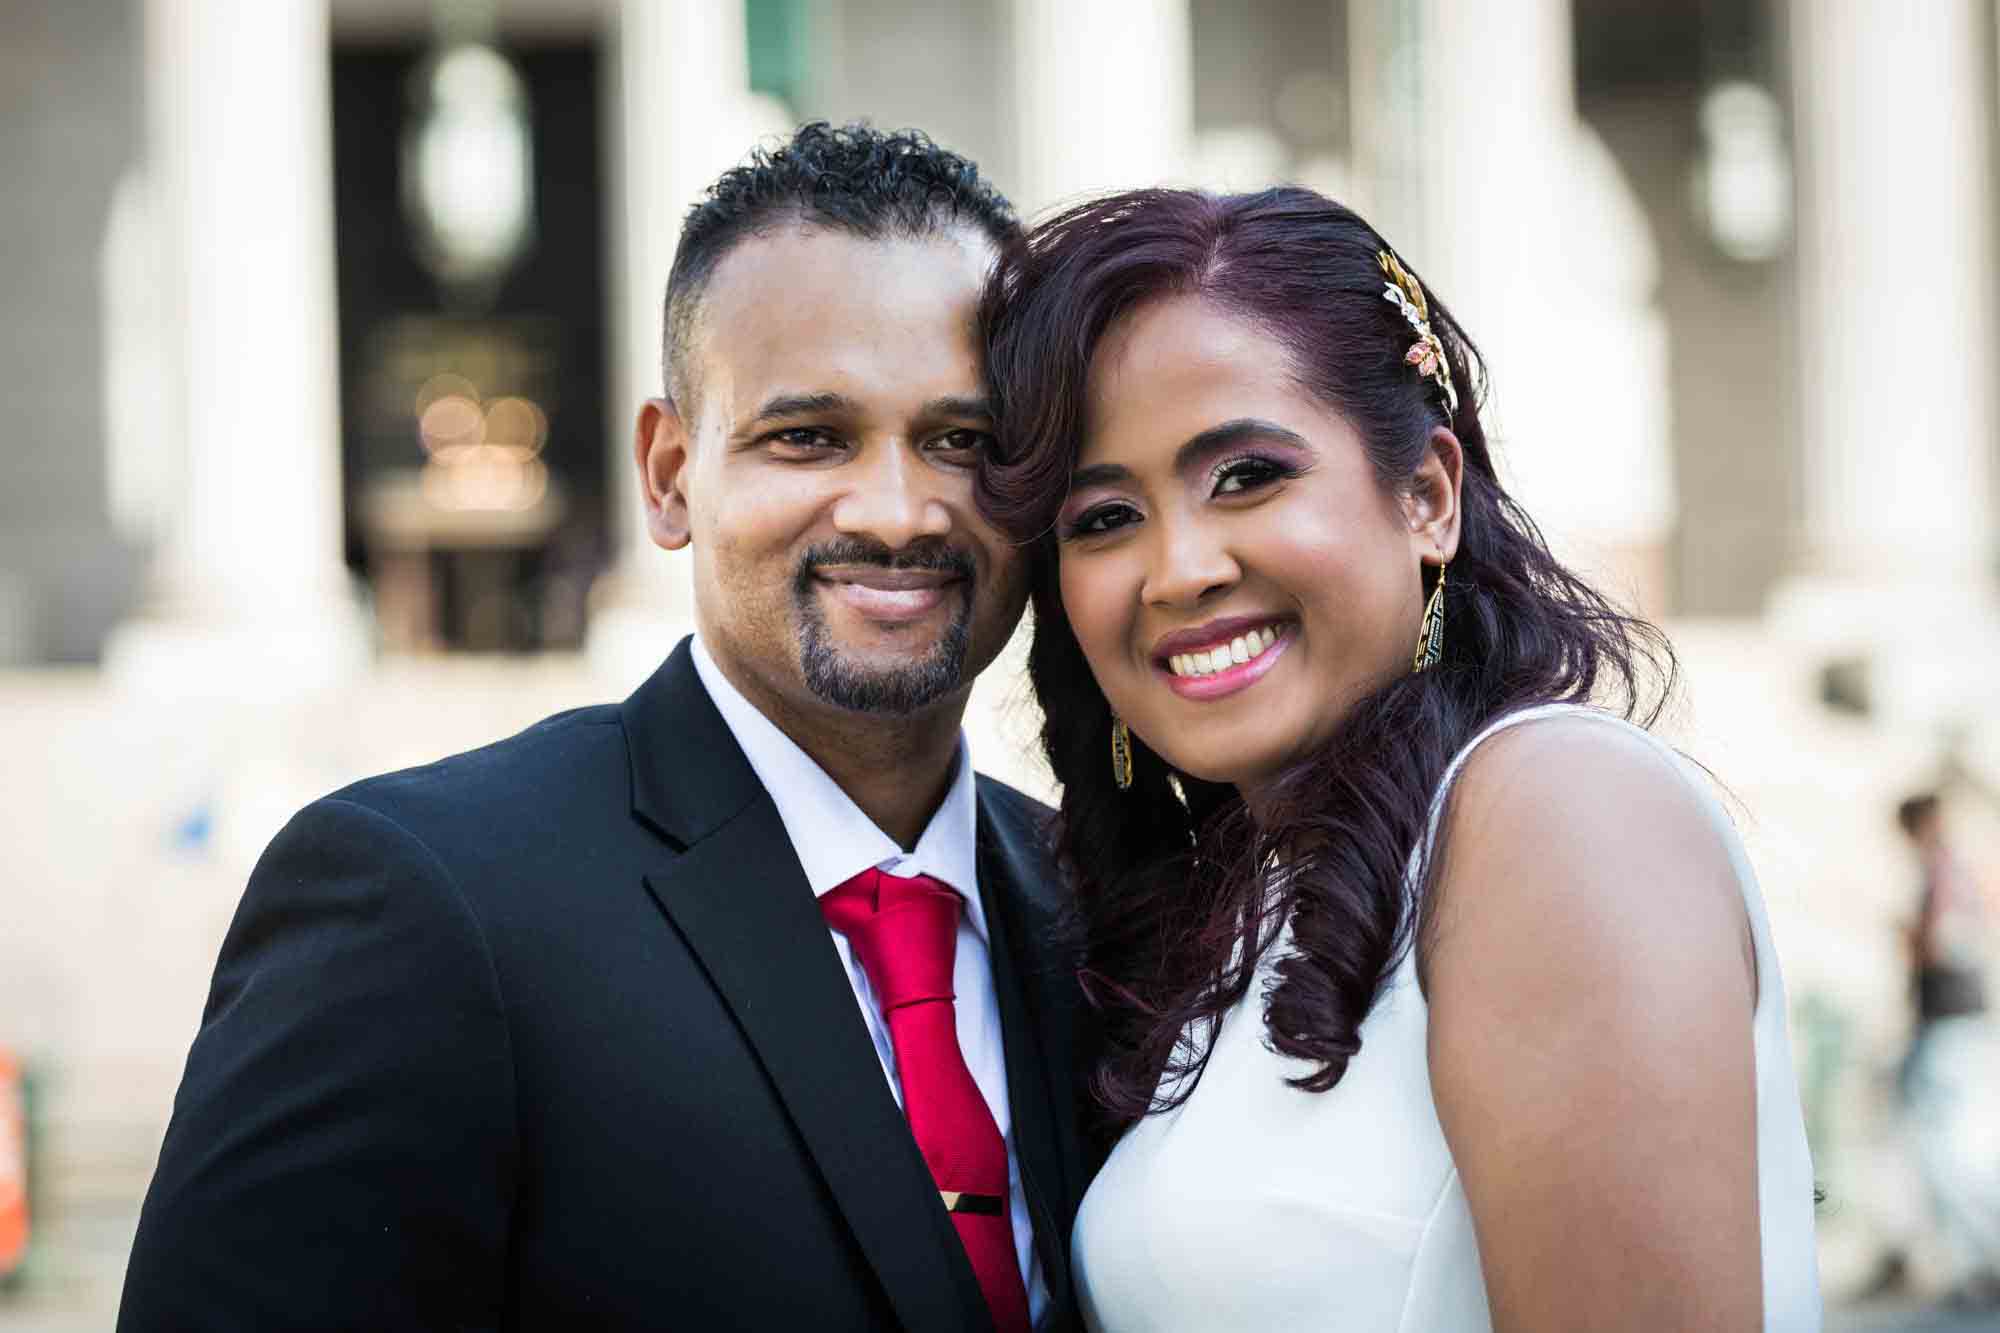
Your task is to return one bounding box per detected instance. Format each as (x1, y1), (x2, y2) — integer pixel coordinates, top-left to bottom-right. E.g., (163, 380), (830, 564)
(119, 639), (1097, 1331)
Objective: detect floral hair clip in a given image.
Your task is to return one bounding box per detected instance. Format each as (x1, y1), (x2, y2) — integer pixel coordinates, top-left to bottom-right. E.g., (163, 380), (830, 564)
(1378, 250), (1458, 417)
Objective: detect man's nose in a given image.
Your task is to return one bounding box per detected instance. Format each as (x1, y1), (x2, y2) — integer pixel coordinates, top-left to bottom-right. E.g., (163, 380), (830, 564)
(1140, 517), (1240, 608)
(830, 443), (954, 549)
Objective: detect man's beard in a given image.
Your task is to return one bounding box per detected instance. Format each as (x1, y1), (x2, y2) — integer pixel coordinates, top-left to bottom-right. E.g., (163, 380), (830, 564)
(792, 538), (977, 715)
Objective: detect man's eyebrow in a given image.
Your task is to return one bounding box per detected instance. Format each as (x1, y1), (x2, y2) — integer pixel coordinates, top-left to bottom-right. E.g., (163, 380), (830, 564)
(753, 391), (855, 421)
(1069, 419), (1311, 491)
(920, 394), (994, 422)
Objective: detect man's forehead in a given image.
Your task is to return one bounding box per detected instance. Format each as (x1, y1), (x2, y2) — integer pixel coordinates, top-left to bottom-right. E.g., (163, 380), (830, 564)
(691, 224), (996, 417)
(704, 223), (990, 318)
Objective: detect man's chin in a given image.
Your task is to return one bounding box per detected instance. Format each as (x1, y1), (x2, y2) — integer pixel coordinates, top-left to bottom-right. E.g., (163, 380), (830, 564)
(798, 639), (968, 716)
(815, 638), (948, 675)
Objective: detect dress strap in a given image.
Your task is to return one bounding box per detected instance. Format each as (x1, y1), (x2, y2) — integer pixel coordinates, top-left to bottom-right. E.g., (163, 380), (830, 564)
(1414, 704), (1621, 869)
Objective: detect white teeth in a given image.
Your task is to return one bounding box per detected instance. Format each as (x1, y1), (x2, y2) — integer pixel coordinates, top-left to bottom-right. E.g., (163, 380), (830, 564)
(1165, 625), (1287, 677)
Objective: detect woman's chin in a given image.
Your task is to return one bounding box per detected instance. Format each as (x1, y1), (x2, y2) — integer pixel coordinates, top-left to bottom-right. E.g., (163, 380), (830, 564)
(1150, 744), (1291, 794)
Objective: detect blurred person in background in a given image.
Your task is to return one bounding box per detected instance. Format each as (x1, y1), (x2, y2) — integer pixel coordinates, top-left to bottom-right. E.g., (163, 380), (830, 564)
(1895, 792), (2000, 1309)
(977, 187), (1821, 1330)
(116, 124), (1096, 1333)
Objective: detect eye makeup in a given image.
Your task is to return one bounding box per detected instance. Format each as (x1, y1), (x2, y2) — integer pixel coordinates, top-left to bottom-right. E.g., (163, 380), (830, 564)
(1057, 495), (1142, 541)
(1207, 452), (1306, 496)
(1057, 430), (1314, 541)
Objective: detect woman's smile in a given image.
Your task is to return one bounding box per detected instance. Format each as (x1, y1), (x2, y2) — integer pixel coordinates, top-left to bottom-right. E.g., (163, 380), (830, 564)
(1153, 617), (1296, 700)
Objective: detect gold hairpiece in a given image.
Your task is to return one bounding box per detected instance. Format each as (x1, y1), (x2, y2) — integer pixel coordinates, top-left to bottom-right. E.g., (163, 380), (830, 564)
(1378, 251), (1458, 416)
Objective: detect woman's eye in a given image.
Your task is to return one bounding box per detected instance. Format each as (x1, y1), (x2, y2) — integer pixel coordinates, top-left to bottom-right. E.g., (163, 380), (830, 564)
(1065, 503), (1141, 538)
(1211, 456), (1290, 496)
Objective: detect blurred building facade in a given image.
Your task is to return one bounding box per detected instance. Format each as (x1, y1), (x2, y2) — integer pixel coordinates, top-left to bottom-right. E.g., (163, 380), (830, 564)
(5, 0), (2000, 1317)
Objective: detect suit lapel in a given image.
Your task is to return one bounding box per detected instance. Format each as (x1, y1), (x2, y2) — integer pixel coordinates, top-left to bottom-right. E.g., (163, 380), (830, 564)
(976, 786), (1086, 1323)
(625, 643), (991, 1333)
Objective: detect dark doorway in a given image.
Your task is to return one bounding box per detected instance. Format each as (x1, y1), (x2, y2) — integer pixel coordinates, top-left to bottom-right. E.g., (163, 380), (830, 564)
(331, 38), (606, 652)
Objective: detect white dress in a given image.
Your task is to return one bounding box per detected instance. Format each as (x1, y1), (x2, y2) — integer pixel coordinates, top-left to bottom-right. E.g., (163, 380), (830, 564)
(1070, 704), (1822, 1331)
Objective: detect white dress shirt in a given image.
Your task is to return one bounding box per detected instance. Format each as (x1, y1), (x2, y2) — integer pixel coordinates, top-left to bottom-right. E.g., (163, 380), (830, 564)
(691, 637), (1047, 1319)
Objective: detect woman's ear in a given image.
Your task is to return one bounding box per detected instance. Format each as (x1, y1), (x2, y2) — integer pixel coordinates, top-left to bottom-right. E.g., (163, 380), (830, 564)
(635, 398), (693, 551)
(1402, 426), (1463, 564)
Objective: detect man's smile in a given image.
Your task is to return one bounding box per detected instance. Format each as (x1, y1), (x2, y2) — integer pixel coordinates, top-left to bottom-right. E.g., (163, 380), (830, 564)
(813, 565), (966, 623)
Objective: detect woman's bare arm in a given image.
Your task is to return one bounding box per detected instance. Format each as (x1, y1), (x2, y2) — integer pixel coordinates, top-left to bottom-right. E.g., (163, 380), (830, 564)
(1426, 716), (1761, 1332)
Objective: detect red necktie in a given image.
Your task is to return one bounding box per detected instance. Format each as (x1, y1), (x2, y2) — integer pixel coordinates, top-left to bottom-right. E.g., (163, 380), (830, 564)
(821, 867), (1032, 1333)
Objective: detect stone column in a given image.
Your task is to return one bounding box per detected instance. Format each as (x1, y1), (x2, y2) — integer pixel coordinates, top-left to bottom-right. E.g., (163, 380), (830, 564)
(1008, 0), (1193, 213)
(1347, 0), (1676, 619)
(589, 0), (769, 686)
(1775, 0), (2000, 725)
(1790, 0), (1996, 587)
(106, 0), (366, 696)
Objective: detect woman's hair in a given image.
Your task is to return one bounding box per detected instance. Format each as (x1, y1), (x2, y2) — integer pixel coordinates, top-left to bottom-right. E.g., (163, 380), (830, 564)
(975, 186), (1675, 1125)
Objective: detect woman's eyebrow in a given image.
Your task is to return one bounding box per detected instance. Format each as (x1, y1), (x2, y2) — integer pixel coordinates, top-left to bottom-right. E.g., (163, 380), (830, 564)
(1070, 461), (1132, 490)
(1069, 418), (1310, 490)
(1172, 418), (1310, 471)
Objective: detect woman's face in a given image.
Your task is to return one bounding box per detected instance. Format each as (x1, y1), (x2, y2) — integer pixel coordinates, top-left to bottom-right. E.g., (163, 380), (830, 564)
(1057, 295), (1460, 793)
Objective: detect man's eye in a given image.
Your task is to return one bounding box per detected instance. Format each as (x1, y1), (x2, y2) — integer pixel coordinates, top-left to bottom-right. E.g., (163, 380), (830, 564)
(1063, 503), (1141, 539)
(1211, 455), (1292, 496)
(927, 428), (992, 455)
(769, 427), (840, 452)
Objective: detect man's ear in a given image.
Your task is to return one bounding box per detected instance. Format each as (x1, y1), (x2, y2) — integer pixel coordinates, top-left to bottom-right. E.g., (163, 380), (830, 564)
(635, 398), (693, 551)
(1401, 426), (1464, 564)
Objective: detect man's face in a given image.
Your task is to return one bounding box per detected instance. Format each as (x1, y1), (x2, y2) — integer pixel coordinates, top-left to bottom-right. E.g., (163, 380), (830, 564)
(640, 225), (1027, 732)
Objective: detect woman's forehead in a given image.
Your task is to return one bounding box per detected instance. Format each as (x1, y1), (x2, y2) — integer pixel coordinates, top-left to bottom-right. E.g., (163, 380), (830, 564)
(1082, 297), (1308, 462)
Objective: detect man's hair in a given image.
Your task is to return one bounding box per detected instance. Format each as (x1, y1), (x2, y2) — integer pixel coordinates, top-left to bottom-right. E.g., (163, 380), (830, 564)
(661, 121), (1020, 411)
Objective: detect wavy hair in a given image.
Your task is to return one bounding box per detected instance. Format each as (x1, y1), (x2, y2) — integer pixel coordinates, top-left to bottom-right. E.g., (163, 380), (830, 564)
(975, 187), (1675, 1125)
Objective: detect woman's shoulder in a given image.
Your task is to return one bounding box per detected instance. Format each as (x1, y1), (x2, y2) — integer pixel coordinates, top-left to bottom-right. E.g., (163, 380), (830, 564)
(1446, 703), (1685, 796)
(1441, 704), (1722, 856)
(1425, 704), (1754, 998)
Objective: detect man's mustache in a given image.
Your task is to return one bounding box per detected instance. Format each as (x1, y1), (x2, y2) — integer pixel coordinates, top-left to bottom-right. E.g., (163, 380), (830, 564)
(795, 539), (977, 584)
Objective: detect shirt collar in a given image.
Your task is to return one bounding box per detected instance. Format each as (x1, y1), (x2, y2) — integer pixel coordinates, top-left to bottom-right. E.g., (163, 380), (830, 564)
(690, 634), (987, 942)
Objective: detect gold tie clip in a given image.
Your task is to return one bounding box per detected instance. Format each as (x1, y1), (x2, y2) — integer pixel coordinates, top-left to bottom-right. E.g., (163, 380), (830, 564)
(939, 1190), (1005, 1216)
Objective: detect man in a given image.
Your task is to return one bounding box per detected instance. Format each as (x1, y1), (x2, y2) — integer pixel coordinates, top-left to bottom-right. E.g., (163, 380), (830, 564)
(119, 123), (1095, 1331)
(1894, 793), (2000, 1308)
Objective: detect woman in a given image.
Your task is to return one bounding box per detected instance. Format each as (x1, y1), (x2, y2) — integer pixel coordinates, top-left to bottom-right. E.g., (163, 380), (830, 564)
(976, 188), (1820, 1329)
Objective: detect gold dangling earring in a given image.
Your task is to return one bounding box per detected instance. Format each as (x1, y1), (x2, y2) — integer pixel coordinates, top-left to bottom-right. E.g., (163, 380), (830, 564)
(1111, 716), (1134, 790)
(1412, 560), (1447, 673)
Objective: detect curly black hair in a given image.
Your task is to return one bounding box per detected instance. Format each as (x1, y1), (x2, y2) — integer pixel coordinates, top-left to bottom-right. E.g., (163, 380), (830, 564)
(661, 121), (1019, 410)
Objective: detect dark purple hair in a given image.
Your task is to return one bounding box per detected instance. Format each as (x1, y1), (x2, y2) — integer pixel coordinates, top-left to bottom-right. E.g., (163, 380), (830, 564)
(975, 187), (1674, 1125)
